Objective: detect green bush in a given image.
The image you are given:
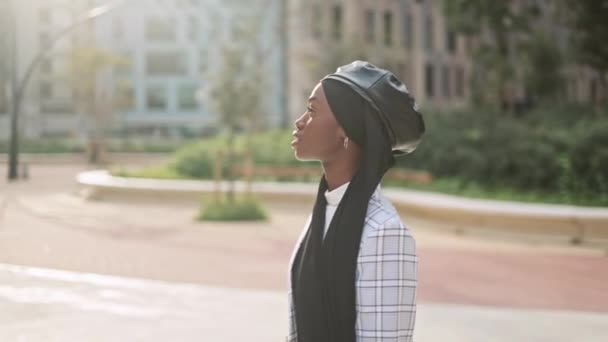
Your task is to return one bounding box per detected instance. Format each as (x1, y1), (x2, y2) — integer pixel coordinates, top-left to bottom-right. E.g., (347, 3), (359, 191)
(171, 130), (302, 179)
(172, 139), (222, 179)
(198, 197), (268, 221)
(493, 139), (562, 190)
(397, 105), (608, 205)
(107, 141), (180, 153)
(114, 166), (183, 180)
(566, 122), (608, 203)
(478, 119), (564, 191)
(125, 104), (608, 206)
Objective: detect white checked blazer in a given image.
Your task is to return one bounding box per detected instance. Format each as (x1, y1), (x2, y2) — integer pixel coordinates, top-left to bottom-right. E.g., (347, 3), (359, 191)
(287, 186), (418, 341)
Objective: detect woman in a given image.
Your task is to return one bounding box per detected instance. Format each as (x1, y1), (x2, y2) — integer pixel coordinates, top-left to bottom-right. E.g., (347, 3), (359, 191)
(287, 61), (425, 342)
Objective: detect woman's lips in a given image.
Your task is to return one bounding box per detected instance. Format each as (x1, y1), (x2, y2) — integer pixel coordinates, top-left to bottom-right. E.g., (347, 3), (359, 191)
(291, 131), (301, 146)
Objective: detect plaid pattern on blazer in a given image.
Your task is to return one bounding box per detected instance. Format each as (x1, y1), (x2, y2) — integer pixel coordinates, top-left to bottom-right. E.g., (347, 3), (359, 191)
(287, 187), (418, 341)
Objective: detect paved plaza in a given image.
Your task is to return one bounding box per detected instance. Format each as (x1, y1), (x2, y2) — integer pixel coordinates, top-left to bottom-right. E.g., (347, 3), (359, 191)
(1, 163), (607, 341)
(2, 263), (608, 342)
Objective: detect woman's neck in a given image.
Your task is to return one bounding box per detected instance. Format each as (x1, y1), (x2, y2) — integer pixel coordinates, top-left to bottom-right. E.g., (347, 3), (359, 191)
(322, 155), (360, 191)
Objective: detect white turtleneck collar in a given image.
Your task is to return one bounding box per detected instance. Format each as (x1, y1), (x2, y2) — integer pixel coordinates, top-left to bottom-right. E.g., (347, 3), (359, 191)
(325, 182), (350, 206)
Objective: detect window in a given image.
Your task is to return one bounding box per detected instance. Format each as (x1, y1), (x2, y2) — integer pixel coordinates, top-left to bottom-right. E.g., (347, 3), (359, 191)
(40, 82), (53, 99)
(396, 63), (406, 82)
(115, 79), (134, 111)
(231, 23), (248, 42)
(113, 19), (123, 40)
(115, 52), (132, 74)
(145, 17), (176, 41)
(365, 10), (375, 43)
(441, 65), (450, 98)
(146, 52), (186, 75)
(178, 84), (199, 111)
(146, 85), (167, 111)
(199, 48), (208, 73)
(40, 101), (73, 114)
(0, 89), (7, 113)
(402, 11), (413, 48)
(455, 66), (464, 98)
(465, 36), (473, 55)
(384, 62), (394, 74)
(176, 0), (189, 6)
(311, 3), (322, 39)
(39, 8), (51, 25)
(383, 11), (393, 46)
(424, 15), (433, 51)
(332, 5), (342, 41)
(40, 32), (51, 47)
(188, 17), (198, 41)
(425, 63), (434, 97)
(447, 30), (457, 54)
(41, 58), (53, 74)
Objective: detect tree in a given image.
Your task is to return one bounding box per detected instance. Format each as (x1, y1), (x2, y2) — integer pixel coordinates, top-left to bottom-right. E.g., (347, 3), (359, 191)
(569, 0), (608, 105)
(305, 37), (367, 83)
(443, 0), (539, 111)
(521, 32), (564, 102)
(204, 0), (275, 202)
(67, 45), (126, 164)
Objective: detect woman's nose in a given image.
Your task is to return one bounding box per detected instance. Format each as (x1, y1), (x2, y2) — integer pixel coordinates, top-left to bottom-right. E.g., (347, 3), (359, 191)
(294, 114), (306, 130)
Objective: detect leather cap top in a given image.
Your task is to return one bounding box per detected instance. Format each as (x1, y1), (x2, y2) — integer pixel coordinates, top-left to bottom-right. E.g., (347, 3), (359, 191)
(322, 60), (425, 155)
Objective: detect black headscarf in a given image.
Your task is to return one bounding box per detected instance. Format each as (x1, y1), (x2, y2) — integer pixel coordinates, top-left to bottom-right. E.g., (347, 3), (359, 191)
(291, 78), (396, 342)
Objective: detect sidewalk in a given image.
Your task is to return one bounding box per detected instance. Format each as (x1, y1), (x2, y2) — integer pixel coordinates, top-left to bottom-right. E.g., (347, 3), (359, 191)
(1, 264), (607, 342)
(3, 164), (608, 341)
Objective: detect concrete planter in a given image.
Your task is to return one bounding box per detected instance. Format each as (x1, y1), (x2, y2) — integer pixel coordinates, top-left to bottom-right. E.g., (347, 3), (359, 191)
(77, 170), (608, 247)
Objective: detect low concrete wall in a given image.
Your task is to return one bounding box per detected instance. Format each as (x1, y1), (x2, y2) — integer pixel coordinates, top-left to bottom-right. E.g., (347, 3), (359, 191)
(77, 170), (608, 247)
(385, 190), (607, 246)
(77, 170), (316, 204)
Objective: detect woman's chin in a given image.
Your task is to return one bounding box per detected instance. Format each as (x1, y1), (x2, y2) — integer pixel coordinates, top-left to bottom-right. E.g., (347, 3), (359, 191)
(294, 149), (312, 161)
(292, 144), (319, 161)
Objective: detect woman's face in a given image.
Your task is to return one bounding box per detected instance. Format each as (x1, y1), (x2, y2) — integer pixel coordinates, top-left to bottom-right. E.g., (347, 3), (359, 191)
(292, 82), (345, 162)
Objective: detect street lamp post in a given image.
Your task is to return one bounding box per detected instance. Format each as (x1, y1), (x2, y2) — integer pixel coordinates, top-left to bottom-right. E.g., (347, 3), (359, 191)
(6, 0), (128, 181)
(7, 0), (19, 180)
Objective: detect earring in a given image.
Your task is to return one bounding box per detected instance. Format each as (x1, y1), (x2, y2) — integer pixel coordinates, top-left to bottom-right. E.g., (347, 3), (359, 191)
(343, 137), (349, 150)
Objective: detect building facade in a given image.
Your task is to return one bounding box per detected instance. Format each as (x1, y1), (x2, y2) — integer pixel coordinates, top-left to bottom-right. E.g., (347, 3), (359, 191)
(94, 0), (285, 139)
(0, 0), (603, 142)
(0, 0), (285, 141)
(286, 0), (604, 121)
(287, 0), (472, 121)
